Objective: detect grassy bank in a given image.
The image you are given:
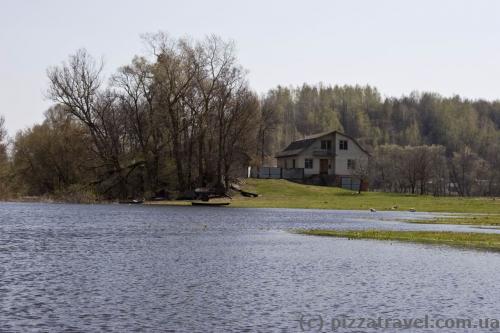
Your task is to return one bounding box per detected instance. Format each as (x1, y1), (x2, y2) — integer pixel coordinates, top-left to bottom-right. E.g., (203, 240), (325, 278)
(297, 229), (500, 252)
(231, 179), (500, 214)
(144, 179), (500, 225)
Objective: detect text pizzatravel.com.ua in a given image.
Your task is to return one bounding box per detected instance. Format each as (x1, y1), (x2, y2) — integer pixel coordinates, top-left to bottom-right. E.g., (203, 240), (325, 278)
(299, 314), (500, 331)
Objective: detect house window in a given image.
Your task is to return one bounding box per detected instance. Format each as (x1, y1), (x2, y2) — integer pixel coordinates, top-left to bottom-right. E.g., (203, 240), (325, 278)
(321, 140), (332, 150)
(339, 140), (348, 150)
(305, 159), (313, 169)
(292, 159), (296, 168)
(347, 159), (356, 170)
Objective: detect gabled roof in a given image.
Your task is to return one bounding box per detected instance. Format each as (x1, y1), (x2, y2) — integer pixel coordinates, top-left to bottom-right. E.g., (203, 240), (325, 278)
(275, 130), (370, 158)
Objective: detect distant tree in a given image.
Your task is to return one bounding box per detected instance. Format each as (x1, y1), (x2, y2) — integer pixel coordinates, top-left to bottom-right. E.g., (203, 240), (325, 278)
(413, 145), (436, 194)
(257, 95), (278, 165)
(259, 87), (297, 155)
(351, 157), (371, 194)
(12, 106), (90, 196)
(4, 33), (497, 199)
(112, 55), (164, 196)
(0, 115), (10, 198)
(0, 115), (7, 163)
(371, 145), (404, 192)
(449, 146), (482, 196)
(372, 144), (447, 195)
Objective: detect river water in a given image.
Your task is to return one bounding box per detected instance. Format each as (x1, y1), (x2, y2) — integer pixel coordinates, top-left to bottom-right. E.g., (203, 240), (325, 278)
(1, 202), (500, 332)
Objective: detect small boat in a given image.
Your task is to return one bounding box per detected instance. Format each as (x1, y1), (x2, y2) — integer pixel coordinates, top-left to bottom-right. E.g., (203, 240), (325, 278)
(191, 201), (230, 207)
(119, 199), (144, 205)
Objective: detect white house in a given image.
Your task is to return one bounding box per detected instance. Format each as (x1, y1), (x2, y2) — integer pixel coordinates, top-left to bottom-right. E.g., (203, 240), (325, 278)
(275, 131), (370, 184)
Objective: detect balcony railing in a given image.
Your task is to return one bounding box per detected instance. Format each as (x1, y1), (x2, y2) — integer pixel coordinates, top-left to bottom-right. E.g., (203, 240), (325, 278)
(312, 149), (334, 157)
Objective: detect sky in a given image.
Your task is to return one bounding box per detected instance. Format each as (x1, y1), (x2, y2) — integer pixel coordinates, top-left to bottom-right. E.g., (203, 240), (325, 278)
(1, 0), (500, 136)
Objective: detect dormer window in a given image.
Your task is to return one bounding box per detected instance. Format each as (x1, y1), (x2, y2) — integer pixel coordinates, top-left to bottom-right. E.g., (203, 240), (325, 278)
(339, 140), (348, 150)
(321, 140), (332, 150)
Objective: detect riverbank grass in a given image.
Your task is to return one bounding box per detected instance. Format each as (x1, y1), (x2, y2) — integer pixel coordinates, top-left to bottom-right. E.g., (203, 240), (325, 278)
(144, 179), (500, 225)
(297, 229), (500, 251)
(234, 179), (500, 214)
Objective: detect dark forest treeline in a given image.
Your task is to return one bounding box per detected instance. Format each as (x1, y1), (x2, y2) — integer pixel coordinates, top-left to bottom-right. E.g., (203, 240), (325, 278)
(258, 85), (500, 196)
(258, 84), (500, 161)
(1, 33), (500, 199)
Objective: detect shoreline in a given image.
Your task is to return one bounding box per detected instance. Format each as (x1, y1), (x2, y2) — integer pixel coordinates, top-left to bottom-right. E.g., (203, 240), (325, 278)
(4, 198), (500, 227)
(3, 178), (500, 226)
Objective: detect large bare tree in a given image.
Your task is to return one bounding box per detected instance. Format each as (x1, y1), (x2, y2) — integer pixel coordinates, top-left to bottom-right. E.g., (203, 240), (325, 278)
(47, 49), (134, 197)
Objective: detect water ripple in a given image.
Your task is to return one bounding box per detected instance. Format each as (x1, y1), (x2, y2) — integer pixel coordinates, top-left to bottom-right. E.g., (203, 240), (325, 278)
(0, 202), (499, 332)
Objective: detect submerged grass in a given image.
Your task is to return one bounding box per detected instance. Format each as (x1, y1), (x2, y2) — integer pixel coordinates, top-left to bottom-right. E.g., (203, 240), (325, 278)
(407, 215), (500, 226)
(297, 229), (500, 252)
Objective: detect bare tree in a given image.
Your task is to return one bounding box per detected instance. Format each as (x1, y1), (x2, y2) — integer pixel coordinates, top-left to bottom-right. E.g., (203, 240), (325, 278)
(372, 144), (448, 195)
(0, 115), (10, 197)
(257, 97), (278, 165)
(112, 56), (164, 195)
(47, 49), (133, 198)
(449, 146), (480, 196)
(0, 116), (7, 162)
(352, 157), (370, 194)
(413, 145), (446, 195)
(144, 33), (198, 190)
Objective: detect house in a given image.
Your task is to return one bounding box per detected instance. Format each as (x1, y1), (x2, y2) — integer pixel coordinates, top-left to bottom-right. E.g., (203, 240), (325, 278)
(275, 130), (370, 188)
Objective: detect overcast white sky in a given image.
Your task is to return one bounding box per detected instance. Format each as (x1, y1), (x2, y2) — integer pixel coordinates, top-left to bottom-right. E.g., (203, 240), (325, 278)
(1, 0), (500, 136)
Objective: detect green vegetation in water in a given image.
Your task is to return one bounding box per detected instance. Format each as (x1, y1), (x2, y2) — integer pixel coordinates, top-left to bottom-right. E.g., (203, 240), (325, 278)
(297, 229), (500, 252)
(407, 215), (500, 226)
(232, 179), (500, 214)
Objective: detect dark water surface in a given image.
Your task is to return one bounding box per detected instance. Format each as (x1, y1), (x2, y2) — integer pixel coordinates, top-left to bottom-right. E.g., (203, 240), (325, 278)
(1, 202), (500, 332)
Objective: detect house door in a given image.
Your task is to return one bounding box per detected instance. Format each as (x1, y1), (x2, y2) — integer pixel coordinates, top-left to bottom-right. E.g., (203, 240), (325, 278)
(320, 159), (329, 175)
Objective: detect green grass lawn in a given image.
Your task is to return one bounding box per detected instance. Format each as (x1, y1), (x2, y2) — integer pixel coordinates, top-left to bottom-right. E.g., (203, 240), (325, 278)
(145, 179), (500, 225)
(297, 229), (500, 252)
(233, 179), (500, 214)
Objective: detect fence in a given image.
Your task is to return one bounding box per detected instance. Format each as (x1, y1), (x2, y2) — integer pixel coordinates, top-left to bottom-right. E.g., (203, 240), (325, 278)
(249, 167), (366, 191)
(340, 176), (361, 190)
(250, 167), (304, 180)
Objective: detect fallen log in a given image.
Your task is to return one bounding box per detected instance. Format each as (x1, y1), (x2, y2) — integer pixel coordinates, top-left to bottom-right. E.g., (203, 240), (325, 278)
(240, 190), (259, 197)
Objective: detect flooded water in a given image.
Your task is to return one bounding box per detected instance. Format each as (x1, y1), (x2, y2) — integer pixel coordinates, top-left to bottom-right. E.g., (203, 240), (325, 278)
(1, 202), (500, 332)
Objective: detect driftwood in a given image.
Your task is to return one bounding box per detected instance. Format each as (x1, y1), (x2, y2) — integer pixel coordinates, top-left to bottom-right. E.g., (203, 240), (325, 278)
(240, 190), (259, 197)
(230, 184), (259, 197)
